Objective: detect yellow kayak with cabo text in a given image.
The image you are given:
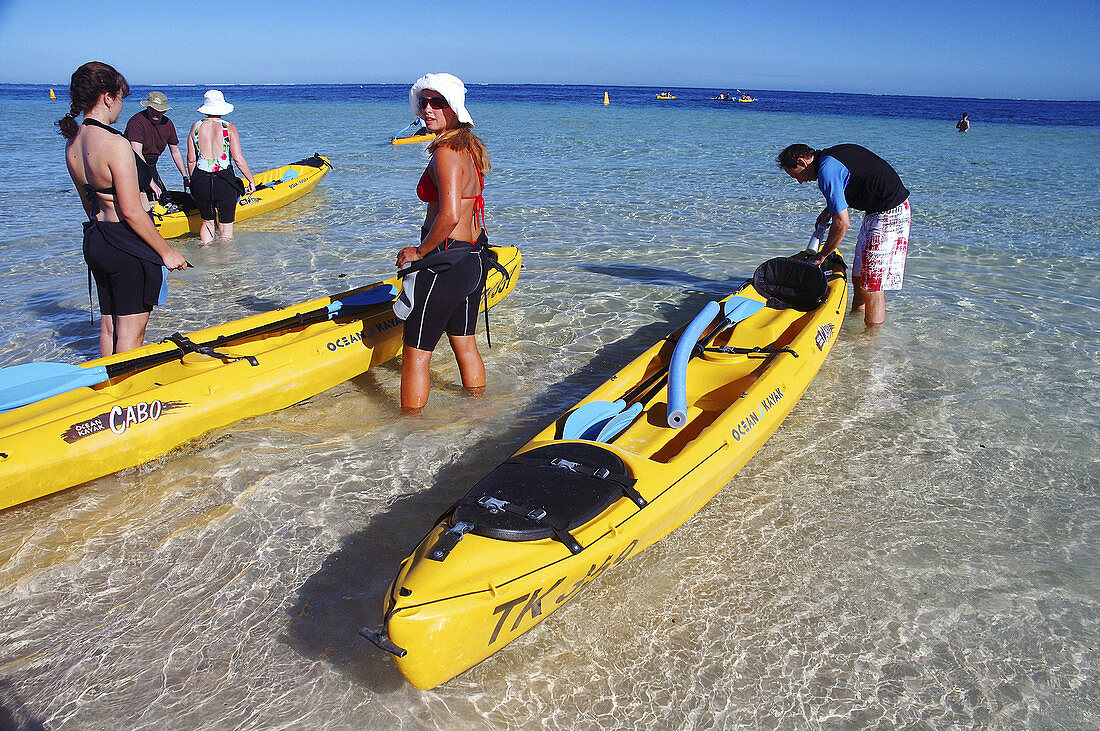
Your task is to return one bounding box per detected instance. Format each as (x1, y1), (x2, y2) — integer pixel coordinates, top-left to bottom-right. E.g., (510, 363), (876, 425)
(362, 250), (846, 689)
(153, 154), (332, 239)
(0, 247), (521, 511)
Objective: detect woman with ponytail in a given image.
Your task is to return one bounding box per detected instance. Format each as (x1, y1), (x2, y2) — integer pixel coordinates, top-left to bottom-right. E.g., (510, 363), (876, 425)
(59, 62), (188, 356)
(393, 73), (492, 412)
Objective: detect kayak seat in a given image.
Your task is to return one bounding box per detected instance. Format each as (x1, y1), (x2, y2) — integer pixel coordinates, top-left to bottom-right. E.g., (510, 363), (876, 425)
(752, 257), (827, 311)
(449, 443), (643, 552)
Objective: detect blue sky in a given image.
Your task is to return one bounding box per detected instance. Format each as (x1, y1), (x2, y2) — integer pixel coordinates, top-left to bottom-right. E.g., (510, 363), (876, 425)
(1, 0), (1097, 99)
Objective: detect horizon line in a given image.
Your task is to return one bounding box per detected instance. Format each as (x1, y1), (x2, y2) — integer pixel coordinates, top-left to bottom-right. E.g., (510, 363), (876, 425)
(7, 81), (1098, 105)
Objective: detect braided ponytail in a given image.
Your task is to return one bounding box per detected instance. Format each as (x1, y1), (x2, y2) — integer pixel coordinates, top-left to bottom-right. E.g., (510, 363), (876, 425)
(57, 105), (80, 139)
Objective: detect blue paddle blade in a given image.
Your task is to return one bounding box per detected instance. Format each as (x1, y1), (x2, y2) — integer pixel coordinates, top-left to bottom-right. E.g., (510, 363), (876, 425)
(721, 296), (765, 323)
(595, 401), (643, 443)
(0, 362), (109, 413)
(562, 399), (625, 440)
(325, 284), (399, 314)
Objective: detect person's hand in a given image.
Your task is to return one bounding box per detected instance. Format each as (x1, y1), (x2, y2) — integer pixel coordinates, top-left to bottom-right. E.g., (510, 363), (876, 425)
(163, 248), (188, 271)
(245, 179), (255, 194)
(182, 175), (190, 189)
(815, 210), (831, 228)
(396, 246), (423, 268)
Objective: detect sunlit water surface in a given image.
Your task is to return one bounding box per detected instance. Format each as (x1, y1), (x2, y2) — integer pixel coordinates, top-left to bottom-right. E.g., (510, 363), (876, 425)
(0, 85), (1097, 728)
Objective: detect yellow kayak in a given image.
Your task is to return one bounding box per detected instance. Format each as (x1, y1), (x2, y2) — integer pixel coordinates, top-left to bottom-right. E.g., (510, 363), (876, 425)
(391, 134), (436, 145)
(655, 93), (676, 100)
(362, 251), (847, 689)
(153, 154), (332, 239)
(0, 247), (521, 511)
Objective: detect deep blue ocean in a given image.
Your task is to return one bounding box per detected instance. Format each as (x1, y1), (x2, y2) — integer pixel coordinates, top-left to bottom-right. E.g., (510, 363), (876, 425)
(0, 83), (1098, 729)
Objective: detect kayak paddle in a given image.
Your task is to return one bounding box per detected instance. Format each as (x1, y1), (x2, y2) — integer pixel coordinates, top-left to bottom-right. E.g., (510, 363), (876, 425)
(0, 283), (398, 413)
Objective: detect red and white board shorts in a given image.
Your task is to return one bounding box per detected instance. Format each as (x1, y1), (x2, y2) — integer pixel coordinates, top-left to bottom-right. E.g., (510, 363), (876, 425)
(853, 198), (910, 291)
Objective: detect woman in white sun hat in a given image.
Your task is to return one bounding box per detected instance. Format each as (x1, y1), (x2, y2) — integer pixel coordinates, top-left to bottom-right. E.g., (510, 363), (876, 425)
(394, 72), (492, 412)
(187, 89), (256, 244)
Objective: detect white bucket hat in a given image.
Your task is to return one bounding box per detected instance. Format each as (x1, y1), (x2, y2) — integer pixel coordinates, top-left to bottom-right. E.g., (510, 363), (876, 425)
(409, 73), (473, 126)
(197, 89), (234, 116)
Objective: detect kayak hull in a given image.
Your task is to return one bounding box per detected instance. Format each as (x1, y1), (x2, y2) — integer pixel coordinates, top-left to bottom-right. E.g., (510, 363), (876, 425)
(0, 247), (521, 511)
(391, 134), (436, 145)
(372, 253), (846, 689)
(153, 154), (332, 239)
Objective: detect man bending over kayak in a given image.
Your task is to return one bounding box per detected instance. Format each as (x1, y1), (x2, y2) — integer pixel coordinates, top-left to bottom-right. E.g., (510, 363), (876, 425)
(777, 143), (911, 326)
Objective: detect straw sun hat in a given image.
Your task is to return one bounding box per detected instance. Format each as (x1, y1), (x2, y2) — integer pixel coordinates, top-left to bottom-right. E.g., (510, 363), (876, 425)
(140, 91), (171, 112)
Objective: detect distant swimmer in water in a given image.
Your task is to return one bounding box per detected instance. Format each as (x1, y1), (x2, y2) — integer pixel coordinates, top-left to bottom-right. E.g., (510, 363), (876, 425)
(956, 113), (970, 132)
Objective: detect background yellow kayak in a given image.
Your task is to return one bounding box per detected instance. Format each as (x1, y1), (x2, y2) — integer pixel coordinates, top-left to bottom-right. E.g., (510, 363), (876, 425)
(390, 134), (436, 145)
(153, 154), (332, 239)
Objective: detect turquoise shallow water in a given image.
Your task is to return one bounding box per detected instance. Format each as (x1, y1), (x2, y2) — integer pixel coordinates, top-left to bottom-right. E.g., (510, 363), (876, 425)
(0, 84), (1098, 728)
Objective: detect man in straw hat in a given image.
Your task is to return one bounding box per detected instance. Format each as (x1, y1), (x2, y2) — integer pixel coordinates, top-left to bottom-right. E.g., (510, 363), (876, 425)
(124, 91), (188, 207)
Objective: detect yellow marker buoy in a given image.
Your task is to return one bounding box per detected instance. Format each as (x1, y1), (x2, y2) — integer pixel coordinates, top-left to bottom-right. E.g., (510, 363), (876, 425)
(603, 91), (610, 105)
(49, 88), (56, 100)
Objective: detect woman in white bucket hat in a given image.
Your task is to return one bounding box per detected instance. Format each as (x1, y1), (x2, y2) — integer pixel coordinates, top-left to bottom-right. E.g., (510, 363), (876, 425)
(394, 72), (492, 412)
(187, 90), (256, 244)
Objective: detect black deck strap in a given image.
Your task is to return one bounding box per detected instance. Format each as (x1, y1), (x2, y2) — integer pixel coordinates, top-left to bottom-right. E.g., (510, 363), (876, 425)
(165, 332), (259, 367)
(705, 345), (799, 358)
(427, 519), (475, 562)
(476, 495), (583, 554)
(505, 455), (647, 508)
(475, 237), (508, 350)
(292, 153), (331, 169)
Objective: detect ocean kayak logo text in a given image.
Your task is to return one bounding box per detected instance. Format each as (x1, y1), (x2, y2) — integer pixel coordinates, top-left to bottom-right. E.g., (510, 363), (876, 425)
(730, 387), (785, 442)
(815, 323), (834, 351)
(326, 315), (401, 351)
(61, 400), (187, 444)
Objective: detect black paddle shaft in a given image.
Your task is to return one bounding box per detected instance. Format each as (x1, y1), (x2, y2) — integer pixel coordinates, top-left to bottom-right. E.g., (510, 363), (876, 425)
(102, 297), (389, 379)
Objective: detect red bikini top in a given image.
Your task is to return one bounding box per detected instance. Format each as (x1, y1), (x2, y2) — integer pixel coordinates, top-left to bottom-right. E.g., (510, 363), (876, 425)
(416, 145), (485, 228)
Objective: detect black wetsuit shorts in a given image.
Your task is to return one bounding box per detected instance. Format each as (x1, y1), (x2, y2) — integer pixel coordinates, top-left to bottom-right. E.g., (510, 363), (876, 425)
(190, 168), (241, 223)
(82, 220), (163, 316)
(398, 241), (486, 351)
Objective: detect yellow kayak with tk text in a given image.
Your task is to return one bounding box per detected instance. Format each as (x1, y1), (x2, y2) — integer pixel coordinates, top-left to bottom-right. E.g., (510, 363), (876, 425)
(362, 250), (846, 689)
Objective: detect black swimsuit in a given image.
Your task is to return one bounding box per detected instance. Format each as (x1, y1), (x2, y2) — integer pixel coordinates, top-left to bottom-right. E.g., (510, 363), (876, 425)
(81, 117), (154, 199)
(79, 118), (163, 316)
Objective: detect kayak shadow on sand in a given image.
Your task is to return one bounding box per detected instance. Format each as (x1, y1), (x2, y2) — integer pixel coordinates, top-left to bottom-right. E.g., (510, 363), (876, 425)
(0, 680), (46, 730)
(281, 282), (753, 691)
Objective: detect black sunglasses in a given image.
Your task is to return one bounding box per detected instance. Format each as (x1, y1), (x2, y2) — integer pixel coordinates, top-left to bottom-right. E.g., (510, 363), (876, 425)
(418, 96), (449, 110)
